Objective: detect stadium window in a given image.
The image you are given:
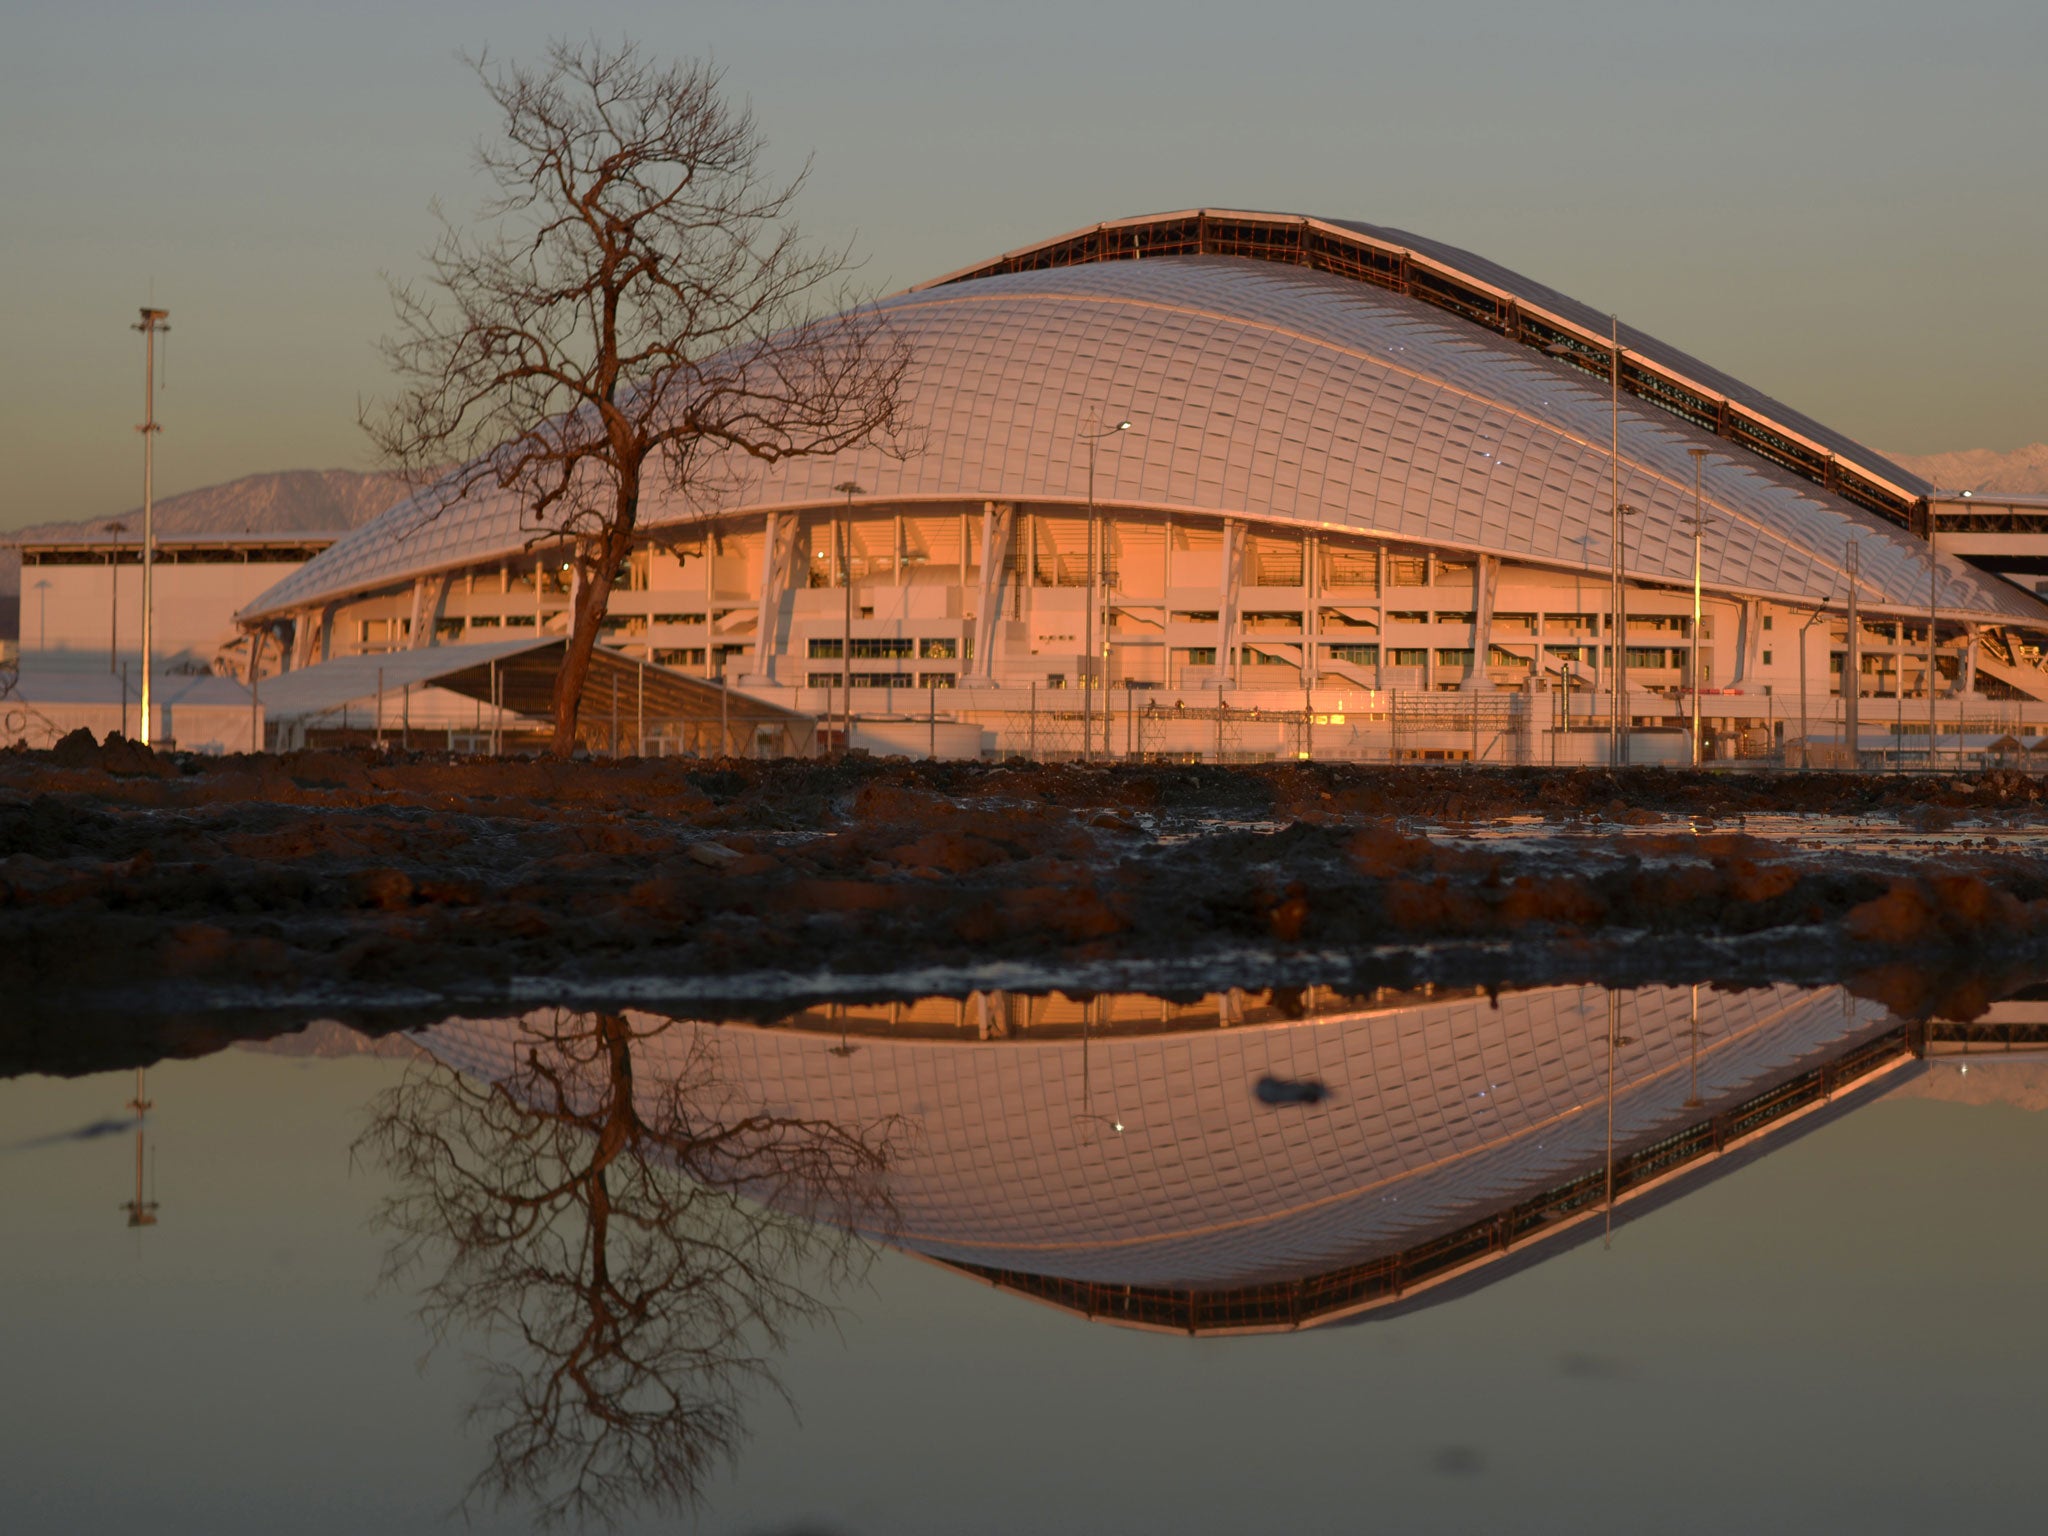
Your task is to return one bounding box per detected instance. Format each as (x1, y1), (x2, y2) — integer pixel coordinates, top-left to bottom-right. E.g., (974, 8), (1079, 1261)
(1762, 650), (1774, 665)
(1433, 611), (1475, 626)
(1323, 545), (1378, 588)
(657, 648), (707, 667)
(851, 637), (913, 659)
(918, 672), (956, 688)
(1391, 648), (1427, 667)
(807, 638), (844, 659)
(1175, 647), (1217, 667)
(919, 637), (958, 659)
(1326, 644), (1379, 665)
(1386, 555), (1429, 587)
(651, 612), (705, 626)
(1435, 648), (1474, 667)
(1388, 611), (1429, 623)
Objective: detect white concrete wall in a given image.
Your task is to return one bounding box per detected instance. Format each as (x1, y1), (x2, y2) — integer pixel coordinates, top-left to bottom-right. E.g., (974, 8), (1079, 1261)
(22, 561), (306, 661)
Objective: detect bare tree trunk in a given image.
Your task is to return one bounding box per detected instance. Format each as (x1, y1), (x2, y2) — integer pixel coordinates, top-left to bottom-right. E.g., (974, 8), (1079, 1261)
(552, 490), (639, 753)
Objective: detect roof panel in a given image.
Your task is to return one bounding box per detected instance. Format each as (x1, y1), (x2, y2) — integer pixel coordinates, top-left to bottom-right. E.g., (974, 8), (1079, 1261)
(243, 257), (2044, 628)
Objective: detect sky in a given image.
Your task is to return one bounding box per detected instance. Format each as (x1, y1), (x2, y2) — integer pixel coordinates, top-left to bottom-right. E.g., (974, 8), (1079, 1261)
(3, 0), (2045, 532)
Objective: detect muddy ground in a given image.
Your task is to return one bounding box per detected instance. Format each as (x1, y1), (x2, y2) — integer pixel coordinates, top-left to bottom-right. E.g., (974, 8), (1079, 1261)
(6, 731), (2048, 1073)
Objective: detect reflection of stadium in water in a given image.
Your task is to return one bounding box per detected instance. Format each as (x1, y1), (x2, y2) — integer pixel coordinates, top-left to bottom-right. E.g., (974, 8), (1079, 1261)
(415, 983), (1963, 1336)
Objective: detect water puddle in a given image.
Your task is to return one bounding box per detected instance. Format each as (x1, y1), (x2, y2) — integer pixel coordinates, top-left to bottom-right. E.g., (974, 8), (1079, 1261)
(8, 975), (2048, 1533)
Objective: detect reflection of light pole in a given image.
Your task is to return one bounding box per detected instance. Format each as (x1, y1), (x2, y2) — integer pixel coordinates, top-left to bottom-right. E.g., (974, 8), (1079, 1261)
(1081, 418), (1132, 762)
(833, 481), (863, 756)
(1604, 993), (1634, 1249)
(106, 521), (127, 672)
(1683, 982), (1703, 1108)
(121, 1069), (159, 1228)
(134, 306), (170, 747)
(1077, 998), (1125, 1142)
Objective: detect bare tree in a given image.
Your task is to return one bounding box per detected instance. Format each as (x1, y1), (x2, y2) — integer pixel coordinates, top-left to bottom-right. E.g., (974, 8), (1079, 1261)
(356, 1010), (905, 1529)
(364, 39), (911, 753)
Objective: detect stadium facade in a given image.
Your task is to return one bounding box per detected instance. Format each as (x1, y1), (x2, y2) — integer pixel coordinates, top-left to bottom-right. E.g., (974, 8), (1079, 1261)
(415, 982), (1924, 1334)
(237, 210), (2048, 761)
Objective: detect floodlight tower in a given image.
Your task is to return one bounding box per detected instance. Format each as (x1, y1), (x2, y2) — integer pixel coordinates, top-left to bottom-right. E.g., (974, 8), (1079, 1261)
(134, 307), (170, 746)
(1080, 416), (1131, 761)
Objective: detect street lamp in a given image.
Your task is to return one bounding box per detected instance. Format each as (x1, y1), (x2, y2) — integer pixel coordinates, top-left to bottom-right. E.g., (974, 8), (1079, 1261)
(1549, 322), (1636, 764)
(134, 306), (170, 746)
(833, 481), (864, 756)
(1926, 489), (1945, 770)
(1081, 416), (1132, 762)
(1685, 449), (1713, 766)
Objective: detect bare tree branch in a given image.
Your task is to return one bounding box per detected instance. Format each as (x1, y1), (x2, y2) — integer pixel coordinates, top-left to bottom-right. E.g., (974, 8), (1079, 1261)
(363, 38), (912, 752)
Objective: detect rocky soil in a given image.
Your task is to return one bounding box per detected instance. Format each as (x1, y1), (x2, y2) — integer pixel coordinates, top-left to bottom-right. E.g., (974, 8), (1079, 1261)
(7, 731), (2048, 1073)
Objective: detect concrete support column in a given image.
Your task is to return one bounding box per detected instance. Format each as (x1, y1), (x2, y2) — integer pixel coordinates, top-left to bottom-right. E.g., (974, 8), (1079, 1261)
(1732, 598), (1762, 690)
(965, 501), (1013, 686)
(1218, 519), (1244, 691)
(1466, 554), (1499, 691)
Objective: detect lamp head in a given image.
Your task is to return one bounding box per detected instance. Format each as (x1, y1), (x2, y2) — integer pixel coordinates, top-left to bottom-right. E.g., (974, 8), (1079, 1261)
(1115, 420), (1131, 431)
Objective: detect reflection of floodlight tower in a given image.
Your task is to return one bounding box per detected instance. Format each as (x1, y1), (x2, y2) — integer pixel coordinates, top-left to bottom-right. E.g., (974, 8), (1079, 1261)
(134, 307), (170, 747)
(121, 1068), (159, 1229)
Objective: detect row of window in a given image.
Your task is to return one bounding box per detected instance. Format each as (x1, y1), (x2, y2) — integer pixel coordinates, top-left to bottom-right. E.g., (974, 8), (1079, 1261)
(805, 672), (957, 689)
(806, 637), (961, 660)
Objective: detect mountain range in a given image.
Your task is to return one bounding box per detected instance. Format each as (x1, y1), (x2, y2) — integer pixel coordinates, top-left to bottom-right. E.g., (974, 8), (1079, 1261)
(1886, 444), (2048, 496)
(7, 467), (411, 544)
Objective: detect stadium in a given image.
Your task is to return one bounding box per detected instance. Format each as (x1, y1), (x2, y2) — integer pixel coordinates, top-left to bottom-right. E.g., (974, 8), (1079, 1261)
(236, 210), (2048, 761)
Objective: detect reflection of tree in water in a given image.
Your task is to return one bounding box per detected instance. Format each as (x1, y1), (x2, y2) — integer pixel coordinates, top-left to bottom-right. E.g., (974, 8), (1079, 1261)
(356, 1010), (903, 1529)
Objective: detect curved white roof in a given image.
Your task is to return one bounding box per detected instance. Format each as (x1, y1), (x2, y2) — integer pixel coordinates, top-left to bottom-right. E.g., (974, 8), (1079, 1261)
(415, 982), (1893, 1292)
(246, 249), (2044, 627)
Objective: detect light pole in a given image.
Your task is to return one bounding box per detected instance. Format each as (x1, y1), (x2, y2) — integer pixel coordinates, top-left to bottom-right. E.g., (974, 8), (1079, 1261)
(105, 521), (127, 672)
(1609, 315), (1625, 766)
(134, 307), (169, 747)
(1926, 489), (1943, 770)
(1687, 449), (1710, 766)
(32, 580), (52, 649)
(1081, 417), (1131, 761)
(833, 481), (863, 756)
